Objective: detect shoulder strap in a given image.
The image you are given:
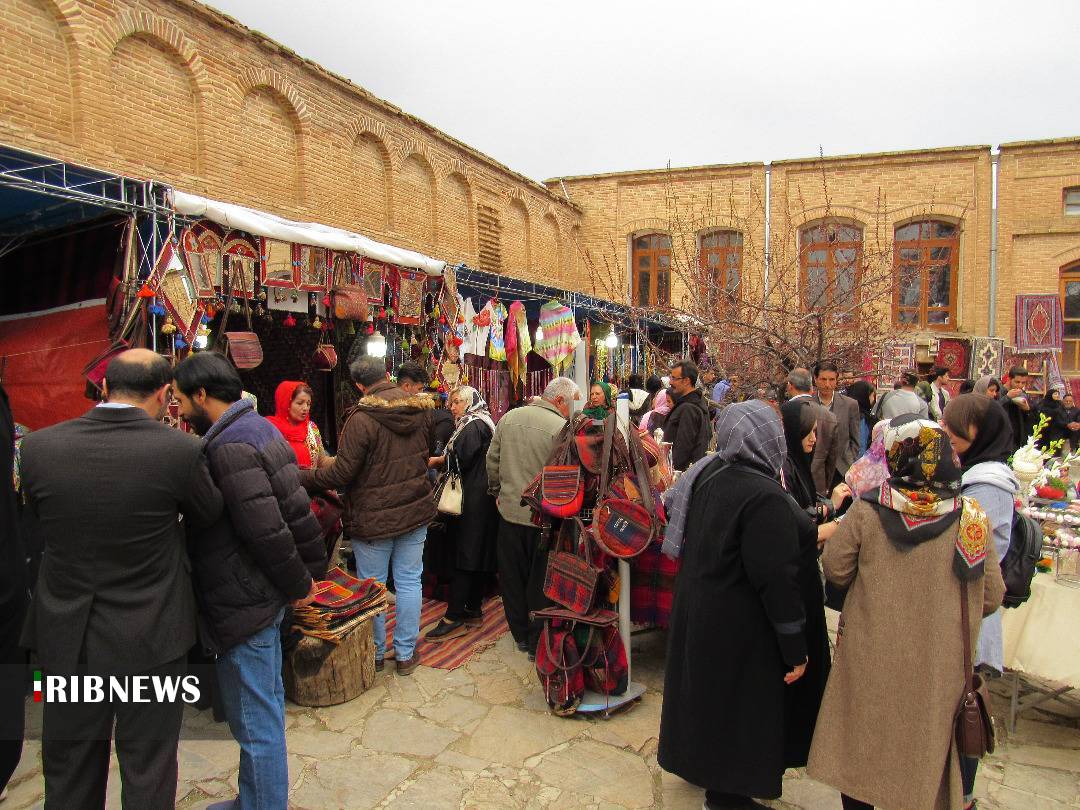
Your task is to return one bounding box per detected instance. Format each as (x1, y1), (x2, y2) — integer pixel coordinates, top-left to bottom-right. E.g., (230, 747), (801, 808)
(597, 413), (617, 499)
(626, 426), (657, 519)
(959, 577), (974, 698)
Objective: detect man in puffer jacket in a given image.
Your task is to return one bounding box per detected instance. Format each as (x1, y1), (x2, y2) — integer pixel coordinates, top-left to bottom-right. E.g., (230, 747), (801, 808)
(175, 353), (325, 810)
(300, 355), (435, 676)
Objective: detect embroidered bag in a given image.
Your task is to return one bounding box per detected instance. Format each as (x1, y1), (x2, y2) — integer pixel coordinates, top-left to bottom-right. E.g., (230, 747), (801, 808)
(592, 415), (658, 559)
(331, 254), (369, 321)
(582, 622), (629, 697)
(541, 465), (584, 518)
(216, 266), (263, 370)
(312, 343), (338, 372)
(535, 620), (589, 716)
(543, 518), (602, 614)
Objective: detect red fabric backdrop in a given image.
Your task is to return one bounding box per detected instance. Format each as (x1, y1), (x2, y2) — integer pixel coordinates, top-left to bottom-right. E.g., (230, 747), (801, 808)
(0, 303), (110, 429)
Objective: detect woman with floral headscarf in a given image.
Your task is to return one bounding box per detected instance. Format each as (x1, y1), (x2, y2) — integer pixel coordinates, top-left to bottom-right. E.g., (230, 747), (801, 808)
(808, 415), (1005, 810)
(425, 386), (499, 641)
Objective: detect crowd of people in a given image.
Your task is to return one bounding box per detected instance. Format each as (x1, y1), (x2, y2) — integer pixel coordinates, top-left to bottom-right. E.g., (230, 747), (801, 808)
(0, 347), (1054, 809)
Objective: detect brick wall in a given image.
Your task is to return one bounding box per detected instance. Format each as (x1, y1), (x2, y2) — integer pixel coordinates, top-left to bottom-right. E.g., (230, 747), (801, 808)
(0, 0), (583, 286)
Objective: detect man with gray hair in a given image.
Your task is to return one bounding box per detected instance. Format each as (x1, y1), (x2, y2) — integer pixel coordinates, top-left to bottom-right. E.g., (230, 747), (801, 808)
(301, 355), (435, 675)
(486, 376), (581, 656)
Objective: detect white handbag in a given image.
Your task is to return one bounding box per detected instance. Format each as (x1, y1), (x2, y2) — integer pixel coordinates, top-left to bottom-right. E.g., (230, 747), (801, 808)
(436, 472), (463, 515)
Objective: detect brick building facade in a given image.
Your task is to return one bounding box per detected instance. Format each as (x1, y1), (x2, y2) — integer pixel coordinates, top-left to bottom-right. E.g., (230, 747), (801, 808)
(1, 0), (1079, 359)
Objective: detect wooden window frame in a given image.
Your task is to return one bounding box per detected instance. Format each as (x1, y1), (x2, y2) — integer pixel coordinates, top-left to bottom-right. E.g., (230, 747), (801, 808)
(1061, 263), (1080, 371)
(698, 230), (743, 305)
(631, 233), (672, 307)
(892, 220), (960, 330)
(1065, 187), (1080, 216)
(798, 222), (863, 324)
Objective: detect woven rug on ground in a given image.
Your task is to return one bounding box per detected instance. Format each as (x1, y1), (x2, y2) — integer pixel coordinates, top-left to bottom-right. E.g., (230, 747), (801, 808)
(1015, 295), (1063, 352)
(385, 596), (509, 670)
(935, 338), (970, 379)
(971, 337), (1004, 380)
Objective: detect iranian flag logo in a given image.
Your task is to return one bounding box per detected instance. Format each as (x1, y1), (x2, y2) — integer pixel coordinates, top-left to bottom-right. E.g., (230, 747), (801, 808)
(33, 670), (42, 703)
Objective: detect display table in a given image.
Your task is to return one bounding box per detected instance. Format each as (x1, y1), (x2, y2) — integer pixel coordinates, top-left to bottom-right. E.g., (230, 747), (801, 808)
(1001, 574), (1080, 729)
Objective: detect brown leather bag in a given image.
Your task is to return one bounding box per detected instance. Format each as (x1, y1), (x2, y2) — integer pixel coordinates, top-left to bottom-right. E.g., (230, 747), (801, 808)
(312, 343), (338, 371)
(331, 255), (369, 321)
(955, 577), (995, 758)
(216, 267), (263, 370)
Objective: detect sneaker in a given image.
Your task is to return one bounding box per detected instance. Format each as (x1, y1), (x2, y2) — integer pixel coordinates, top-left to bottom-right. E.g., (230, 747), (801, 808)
(396, 654), (420, 676)
(425, 618), (468, 642)
(375, 658), (384, 672)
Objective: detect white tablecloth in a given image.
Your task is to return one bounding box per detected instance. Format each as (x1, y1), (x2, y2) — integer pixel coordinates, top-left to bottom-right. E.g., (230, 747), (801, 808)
(1002, 574), (1080, 688)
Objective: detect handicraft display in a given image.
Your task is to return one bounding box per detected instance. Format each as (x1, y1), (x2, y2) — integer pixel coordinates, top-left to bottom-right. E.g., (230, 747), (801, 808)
(1015, 294), (1064, 352)
(297, 245), (329, 292)
(222, 233), (259, 298)
(179, 223), (221, 297)
(395, 267), (425, 326)
(261, 238), (295, 288)
(148, 238), (204, 343)
(971, 337), (1005, 380)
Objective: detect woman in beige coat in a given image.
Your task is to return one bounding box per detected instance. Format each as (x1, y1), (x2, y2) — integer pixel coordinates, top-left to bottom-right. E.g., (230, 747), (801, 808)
(807, 415), (1005, 810)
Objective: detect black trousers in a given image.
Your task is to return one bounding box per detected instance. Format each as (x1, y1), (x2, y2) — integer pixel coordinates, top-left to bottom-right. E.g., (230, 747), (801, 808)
(0, 593), (27, 793)
(42, 655), (187, 810)
(446, 569), (485, 621)
(496, 518), (551, 650)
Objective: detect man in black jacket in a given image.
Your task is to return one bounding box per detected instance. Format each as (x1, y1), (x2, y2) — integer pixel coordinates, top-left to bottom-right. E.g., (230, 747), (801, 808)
(19, 349), (222, 810)
(665, 359), (713, 471)
(175, 353), (325, 810)
(999, 366), (1035, 451)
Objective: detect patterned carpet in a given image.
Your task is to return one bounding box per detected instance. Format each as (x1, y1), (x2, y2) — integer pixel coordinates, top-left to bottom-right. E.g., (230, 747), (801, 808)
(385, 596), (509, 670)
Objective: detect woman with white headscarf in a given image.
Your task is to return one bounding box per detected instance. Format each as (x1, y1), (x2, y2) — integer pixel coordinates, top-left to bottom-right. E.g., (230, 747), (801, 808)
(425, 386), (499, 641)
(659, 401), (811, 809)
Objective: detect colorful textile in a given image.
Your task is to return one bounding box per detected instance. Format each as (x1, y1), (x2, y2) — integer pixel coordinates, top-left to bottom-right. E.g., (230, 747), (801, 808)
(506, 301), (532, 392)
(536, 301), (580, 373)
(395, 268), (425, 326)
(971, 337), (1005, 380)
(844, 420), (890, 497)
(934, 338), (970, 379)
(629, 540), (680, 628)
(488, 302), (507, 362)
(1015, 294), (1063, 352)
(386, 596), (509, 670)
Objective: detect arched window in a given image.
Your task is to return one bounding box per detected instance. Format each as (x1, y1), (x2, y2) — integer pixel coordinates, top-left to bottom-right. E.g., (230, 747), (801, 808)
(893, 220), (959, 328)
(1061, 262), (1080, 369)
(632, 233), (671, 307)
(799, 222), (862, 318)
(699, 230), (743, 296)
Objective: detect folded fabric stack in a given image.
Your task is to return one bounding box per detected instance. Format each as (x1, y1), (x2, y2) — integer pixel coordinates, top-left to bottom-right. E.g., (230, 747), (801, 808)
(292, 566), (388, 644)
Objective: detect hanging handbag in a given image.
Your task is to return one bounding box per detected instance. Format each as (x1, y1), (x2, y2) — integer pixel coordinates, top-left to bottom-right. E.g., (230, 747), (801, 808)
(543, 518), (602, 614)
(955, 577), (996, 758)
(331, 255), (369, 321)
(582, 622), (629, 697)
(535, 619), (590, 716)
(312, 343), (338, 371)
(434, 454), (463, 516)
(216, 267), (263, 370)
(540, 464), (584, 518)
(592, 415), (659, 559)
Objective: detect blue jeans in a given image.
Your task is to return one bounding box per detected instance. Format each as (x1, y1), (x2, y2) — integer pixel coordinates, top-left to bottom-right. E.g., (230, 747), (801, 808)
(215, 607), (288, 810)
(353, 526), (426, 661)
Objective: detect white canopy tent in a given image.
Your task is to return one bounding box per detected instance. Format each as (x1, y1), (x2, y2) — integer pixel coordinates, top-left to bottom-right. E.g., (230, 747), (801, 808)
(170, 189), (447, 276)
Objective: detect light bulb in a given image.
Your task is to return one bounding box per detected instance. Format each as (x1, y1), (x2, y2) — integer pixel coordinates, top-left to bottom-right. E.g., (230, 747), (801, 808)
(605, 329), (618, 349)
(535, 325), (544, 342)
(193, 333), (209, 351)
(367, 331), (387, 357)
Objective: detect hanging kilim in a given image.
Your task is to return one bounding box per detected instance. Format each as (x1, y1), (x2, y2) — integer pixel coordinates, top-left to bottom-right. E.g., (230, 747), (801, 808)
(506, 300), (531, 392)
(395, 268), (425, 326)
(934, 338), (970, 379)
(970, 337), (1004, 380)
(1014, 295), (1063, 352)
(536, 301), (580, 373)
(488, 301), (508, 362)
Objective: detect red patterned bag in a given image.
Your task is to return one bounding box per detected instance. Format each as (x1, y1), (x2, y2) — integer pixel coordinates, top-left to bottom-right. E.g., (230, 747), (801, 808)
(540, 465), (583, 518)
(592, 415), (658, 559)
(543, 519), (602, 614)
(535, 620), (588, 716)
(582, 623), (629, 696)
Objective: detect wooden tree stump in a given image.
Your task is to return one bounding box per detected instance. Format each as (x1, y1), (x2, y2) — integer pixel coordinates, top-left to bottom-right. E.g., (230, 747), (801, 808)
(283, 619), (375, 707)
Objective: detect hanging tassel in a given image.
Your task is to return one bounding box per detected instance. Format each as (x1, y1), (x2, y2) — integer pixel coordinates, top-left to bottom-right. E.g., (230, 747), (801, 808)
(312, 316), (323, 330)
(283, 313), (297, 328)
(137, 284), (155, 299)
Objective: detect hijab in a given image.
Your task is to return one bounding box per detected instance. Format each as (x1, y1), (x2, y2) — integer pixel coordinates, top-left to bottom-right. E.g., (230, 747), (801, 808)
(947, 394), (1014, 472)
(780, 399), (817, 509)
(973, 375), (1001, 396)
(715, 399), (786, 479)
(844, 419), (890, 497)
(641, 389), (673, 432)
(447, 385), (496, 451)
(584, 381), (614, 420)
(266, 380), (313, 468)
(863, 414), (989, 580)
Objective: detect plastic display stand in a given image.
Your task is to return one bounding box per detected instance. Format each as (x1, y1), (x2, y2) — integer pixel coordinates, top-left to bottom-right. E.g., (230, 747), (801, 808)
(576, 394), (647, 716)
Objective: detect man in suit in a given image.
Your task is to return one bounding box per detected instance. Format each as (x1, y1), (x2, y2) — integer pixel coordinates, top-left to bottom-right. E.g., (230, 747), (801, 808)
(19, 349), (222, 810)
(812, 361), (861, 491)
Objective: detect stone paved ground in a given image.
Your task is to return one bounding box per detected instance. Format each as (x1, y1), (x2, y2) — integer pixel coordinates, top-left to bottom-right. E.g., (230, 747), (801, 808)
(5, 629), (1079, 809)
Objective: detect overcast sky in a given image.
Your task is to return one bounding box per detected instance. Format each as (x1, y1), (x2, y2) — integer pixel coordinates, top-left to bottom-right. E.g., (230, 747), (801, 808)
(207, 0), (1080, 181)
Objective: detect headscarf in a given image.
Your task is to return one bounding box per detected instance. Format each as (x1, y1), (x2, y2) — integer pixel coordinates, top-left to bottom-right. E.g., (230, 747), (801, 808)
(780, 399), (817, 509)
(266, 380), (313, 468)
(447, 385), (496, 451)
(584, 381), (614, 420)
(863, 414), (989, 580)
(950, 395), (1014, 472)
(640, 389), (673, 432)
(844, 419), (890, 497)
(715, 399), (786, 478)
(973, 375), (1001, 396)
(846, 380), (878, 433)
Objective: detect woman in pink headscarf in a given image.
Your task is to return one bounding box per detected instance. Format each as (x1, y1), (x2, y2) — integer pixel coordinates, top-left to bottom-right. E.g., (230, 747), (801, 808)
(641, 388), (673, 434)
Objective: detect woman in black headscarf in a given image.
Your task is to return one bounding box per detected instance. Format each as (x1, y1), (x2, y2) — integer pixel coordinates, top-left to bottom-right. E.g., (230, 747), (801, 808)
(845, 380), (877, 455)
(1037, 388), (1071, 455)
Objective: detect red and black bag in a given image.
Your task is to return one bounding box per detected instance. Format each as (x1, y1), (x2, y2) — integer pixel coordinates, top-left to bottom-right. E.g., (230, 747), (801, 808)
(543, 518), (603, 614)
(535, 620), (588, 716)
(540, 465), (583, 518)
(592, 414), (659, 559)
(582, 623), (629, 697)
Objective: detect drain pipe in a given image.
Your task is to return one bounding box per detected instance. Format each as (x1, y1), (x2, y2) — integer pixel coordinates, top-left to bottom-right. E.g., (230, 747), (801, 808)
(989, 151), (1000, 336)
(763, 164), (772, 313)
